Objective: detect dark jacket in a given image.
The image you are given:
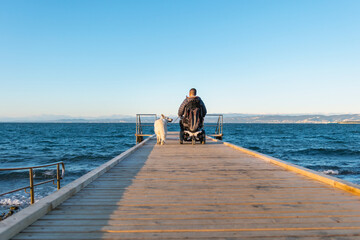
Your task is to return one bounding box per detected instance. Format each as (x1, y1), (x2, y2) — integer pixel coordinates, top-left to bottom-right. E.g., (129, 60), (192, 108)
(178, 96), (207, 118)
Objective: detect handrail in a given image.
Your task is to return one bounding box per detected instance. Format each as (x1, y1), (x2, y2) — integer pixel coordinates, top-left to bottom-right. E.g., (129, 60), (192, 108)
(136, 114), (157, 144)
(135, 113), (223, 142)
(205, 114), (223, 140)
(0, 162), (65, 204)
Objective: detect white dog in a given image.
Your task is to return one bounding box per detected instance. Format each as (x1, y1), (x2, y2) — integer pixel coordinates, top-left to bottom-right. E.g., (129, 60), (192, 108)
(154, 114), (173, 145)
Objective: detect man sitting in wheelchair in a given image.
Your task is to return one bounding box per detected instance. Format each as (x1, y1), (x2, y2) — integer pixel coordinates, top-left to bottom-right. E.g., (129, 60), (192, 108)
(178, 88), (207, 144)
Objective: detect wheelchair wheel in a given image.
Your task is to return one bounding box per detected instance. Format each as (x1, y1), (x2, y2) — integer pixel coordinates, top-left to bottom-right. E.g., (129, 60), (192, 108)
(179, 131), (184, 144)
(201, 130), (206, 144)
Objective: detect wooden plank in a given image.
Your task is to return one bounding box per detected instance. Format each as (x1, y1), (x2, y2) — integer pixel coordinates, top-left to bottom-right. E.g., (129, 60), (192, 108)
(46, 205), (360, 216)
(67, 194), (343, 199)
(11, 229), (360, 240)
(30, 216), (360, 227)
(19, 222), (360, 233)
(59, 199), (360, 207)
(40, 210), (360, 220)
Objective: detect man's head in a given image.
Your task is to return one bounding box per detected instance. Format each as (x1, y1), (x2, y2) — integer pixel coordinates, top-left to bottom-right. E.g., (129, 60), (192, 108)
(189, 88), (197, 97)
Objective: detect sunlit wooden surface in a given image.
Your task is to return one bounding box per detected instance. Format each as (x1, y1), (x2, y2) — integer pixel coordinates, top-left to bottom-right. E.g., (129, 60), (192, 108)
(13, 132), (360, 239)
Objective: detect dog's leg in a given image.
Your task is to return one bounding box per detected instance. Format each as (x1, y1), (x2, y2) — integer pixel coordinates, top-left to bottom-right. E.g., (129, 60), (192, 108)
(160, 131), (166, 145)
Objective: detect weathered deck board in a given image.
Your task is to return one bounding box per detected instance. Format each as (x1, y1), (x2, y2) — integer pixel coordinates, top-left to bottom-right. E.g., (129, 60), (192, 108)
(11, 132), (360, 239)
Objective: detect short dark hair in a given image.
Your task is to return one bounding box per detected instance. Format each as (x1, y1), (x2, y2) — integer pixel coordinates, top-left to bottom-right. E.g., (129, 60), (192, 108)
(189, 88), (197, 96)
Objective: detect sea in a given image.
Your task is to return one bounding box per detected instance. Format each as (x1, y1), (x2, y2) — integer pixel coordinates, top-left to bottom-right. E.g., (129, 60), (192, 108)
(1, 123), (360, 215)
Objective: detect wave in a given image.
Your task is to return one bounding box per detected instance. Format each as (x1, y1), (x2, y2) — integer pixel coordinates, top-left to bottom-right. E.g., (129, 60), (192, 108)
(38, 140), (56, 144)
(0, 192), (47, 216)
(248, 146), (261, 151)
(288, 148), (360, 156)
(317, 168), (360, 176)
(0, 194), (30, 214)
(320, 169), (339, 175)
(0, 198), (24, 206)
(339, 169), (360, 175)
(106, 134), (128, 138)
(0, 169), (89, 181)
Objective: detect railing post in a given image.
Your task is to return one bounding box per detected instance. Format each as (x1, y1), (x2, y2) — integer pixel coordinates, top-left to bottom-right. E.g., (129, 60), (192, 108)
(57, 163), (61, 190)
(136, 115), (144, 144)
(29, 168), (34, 204)
(136, 115), (140, 144)
(221, 115), (223, 136)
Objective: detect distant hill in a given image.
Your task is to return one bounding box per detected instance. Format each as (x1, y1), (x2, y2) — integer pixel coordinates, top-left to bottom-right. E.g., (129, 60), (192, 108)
(220, 114), (360, 123)
(1, 114), (360, 124)
(338, 121), (360, 124)
(0, 114), (135, 123)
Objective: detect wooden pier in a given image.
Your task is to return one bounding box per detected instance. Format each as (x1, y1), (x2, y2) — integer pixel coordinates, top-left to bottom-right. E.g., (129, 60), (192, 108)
(2, 132), (360, 239)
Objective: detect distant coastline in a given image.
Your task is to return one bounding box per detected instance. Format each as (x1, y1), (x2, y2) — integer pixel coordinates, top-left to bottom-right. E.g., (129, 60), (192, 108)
(1, 114), (360, 124)
(338, 121), (360, 124)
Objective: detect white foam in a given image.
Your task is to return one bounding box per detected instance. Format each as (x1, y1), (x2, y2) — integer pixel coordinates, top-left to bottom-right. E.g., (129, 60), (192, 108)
(321, 169), (339, 175)
(43, 170), (55, 176)
(0, 198), (23, 206)
(0, 194), (29, 207)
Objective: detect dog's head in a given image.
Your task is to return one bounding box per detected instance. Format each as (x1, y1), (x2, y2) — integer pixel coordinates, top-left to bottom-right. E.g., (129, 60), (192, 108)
(161, 114), (173, 123)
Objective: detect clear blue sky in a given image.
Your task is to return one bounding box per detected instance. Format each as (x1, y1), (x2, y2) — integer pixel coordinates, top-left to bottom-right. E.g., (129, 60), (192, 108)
(1, 0), (359, 118)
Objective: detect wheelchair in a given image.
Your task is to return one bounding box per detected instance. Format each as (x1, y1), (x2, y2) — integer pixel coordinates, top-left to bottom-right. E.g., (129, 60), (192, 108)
(179, 118), (206, 145)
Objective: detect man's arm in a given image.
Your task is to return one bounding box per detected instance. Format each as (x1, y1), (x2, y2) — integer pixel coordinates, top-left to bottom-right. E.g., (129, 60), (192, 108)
(178, 98), (188, 117)
(200, 98), (207, 117)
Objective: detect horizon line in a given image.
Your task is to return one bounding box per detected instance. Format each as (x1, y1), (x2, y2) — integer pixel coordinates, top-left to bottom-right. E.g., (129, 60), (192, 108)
(0, 112), (360, 119)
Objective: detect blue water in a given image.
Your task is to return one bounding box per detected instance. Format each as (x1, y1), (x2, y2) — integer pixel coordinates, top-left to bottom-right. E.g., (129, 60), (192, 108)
(1, 123), (360, 215)
(0, 123), (136, 214)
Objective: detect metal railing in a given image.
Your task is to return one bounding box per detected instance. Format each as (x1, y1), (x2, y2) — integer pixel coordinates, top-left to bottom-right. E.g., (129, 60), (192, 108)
(205, 114), (223, 140)
(0, 162), (65, 204)
(136, 114), (157, 144)
(135, 113), (223, 142)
